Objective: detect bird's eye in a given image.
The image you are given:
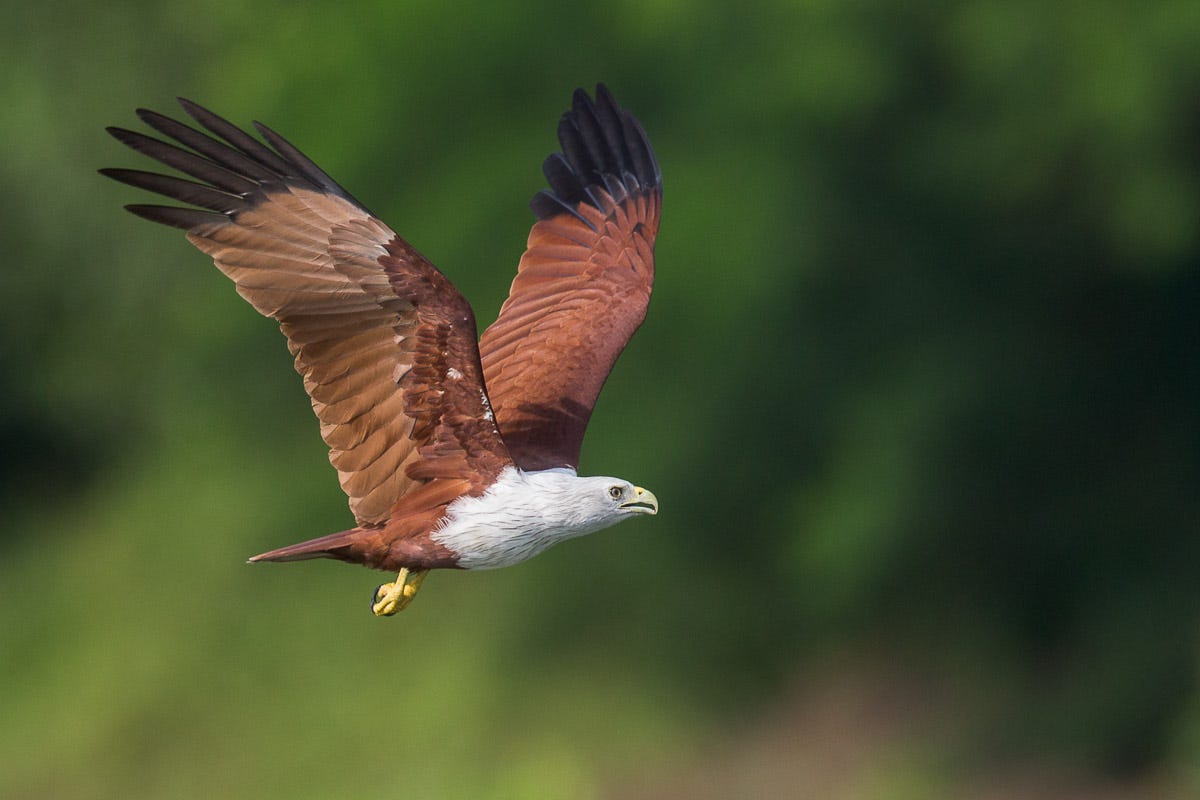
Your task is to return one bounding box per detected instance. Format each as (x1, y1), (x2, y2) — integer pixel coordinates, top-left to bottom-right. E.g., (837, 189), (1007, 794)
(608, 486), (623, 500)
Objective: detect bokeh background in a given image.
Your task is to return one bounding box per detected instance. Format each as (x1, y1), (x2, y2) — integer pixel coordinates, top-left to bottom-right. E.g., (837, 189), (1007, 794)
(4, 1), (1200, 798)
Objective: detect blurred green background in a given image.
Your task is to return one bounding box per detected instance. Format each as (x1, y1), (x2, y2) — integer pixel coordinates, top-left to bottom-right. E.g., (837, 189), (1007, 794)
(4, 1), (1200, 798)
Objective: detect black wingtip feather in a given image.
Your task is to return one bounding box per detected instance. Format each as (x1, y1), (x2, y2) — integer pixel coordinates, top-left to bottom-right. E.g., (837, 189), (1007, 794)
(101, 168), (248, 213)
(175, 98), (296, 178)
(105, 99), (365, 231)
(125, 204), (227, 230)
(252, 120), (360, 204)
(542, 152), (582, 199)
(530, 190), (598, 232)
(531, 84), (660, 222)
(135, 107), (280, 183)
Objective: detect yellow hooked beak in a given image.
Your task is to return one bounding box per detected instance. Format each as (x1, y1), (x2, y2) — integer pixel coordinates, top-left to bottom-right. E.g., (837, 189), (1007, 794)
(620, 486), (659, 515)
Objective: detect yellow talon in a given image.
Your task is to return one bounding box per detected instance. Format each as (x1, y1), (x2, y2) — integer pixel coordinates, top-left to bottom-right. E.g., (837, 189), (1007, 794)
(371, 568), (428, 616)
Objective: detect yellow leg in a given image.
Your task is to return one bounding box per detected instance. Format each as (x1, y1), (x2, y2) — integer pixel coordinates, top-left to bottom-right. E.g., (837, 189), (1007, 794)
(371, 568), (429, 617)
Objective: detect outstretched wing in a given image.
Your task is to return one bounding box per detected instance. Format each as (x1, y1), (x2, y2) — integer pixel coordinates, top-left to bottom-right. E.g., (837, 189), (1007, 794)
(478, 84), (662, 471)
(103, 100), (510, 525)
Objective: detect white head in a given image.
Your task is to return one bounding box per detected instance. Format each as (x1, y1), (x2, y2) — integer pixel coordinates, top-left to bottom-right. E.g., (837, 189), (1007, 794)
(550, 473), (660, 531)
(432, 467), (659, 570)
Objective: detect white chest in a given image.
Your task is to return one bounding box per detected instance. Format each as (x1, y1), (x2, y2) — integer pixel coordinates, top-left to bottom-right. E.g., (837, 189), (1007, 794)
(431, 467), (619, 570)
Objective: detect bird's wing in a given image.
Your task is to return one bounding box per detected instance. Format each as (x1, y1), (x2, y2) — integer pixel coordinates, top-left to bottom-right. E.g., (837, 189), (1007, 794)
(478, 84), (662, 471)
(103, 100), (510, 525)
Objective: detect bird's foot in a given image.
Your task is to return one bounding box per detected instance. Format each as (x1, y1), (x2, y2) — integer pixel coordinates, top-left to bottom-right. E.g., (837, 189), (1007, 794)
(371, 568), (428, 617)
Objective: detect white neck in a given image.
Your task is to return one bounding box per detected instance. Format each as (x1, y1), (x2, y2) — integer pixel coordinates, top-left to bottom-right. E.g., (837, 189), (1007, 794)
(431, 467), (625, 570)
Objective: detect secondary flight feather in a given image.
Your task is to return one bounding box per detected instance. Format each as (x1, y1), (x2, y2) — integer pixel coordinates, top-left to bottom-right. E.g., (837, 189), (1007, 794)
(103, 85), (661, 615)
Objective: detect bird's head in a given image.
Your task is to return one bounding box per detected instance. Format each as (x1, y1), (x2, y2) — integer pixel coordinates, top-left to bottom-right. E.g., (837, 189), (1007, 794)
(518, 470), (659, 538)
(572, 476), (659, 528)
(603, 480), (659, 516)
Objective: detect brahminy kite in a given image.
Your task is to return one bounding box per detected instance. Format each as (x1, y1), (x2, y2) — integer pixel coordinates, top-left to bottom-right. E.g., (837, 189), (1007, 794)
(102, 85), (661, 615)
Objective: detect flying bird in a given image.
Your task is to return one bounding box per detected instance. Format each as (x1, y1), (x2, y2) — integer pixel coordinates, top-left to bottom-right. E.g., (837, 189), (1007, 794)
(103, 85), (661, 616)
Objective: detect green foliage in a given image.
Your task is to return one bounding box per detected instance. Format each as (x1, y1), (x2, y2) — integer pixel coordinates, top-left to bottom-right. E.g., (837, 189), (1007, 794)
(3, 1), (1200, 797)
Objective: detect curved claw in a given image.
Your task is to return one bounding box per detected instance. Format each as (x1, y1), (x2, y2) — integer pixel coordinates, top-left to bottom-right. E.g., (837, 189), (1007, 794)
(371, 568), (429, 617)
(371, 583), (387, 612)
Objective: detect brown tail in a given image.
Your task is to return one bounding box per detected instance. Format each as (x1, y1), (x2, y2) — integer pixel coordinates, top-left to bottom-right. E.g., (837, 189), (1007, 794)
(248, 527), (366, 564)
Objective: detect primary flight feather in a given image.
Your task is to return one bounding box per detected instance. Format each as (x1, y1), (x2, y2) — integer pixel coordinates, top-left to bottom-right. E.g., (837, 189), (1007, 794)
(102, 85), (661, 615)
